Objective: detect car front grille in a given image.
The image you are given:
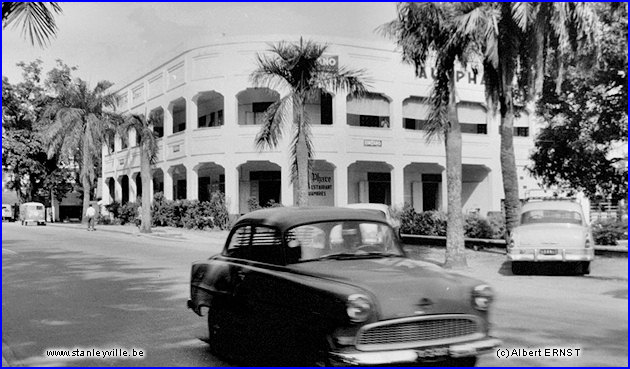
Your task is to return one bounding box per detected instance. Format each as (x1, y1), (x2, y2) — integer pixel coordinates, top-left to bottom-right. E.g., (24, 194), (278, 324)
(356, 315), (482, 351)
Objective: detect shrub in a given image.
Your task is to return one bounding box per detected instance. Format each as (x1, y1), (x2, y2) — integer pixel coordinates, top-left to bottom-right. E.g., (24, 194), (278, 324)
(399, 203), (417, 234)
(150, 191), (231, 230)
(248, 197), (261, 212)
(209, 191), (230, 230)
(118, 202), (139, 225)
(399, 208), (447, 236)
(487, 212), (507, 240)
(105, 201), (121, 219)
(96, 214), (112, 225)
(464, 214), (494, 239)
(592, 219), (626, 245)
(151, 192), (172, 227)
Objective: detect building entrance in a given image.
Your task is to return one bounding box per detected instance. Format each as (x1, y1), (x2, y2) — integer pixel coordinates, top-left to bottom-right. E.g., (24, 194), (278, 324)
(367, 172), (391, 205)
(250, 171), (281, 207)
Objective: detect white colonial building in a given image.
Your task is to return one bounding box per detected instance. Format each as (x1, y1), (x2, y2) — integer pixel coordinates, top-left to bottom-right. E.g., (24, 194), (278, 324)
(102, 35), (541, 216)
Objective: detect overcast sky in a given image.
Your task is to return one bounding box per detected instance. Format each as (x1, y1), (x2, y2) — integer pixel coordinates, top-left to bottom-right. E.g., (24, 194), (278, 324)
(2, 2), (398, 86)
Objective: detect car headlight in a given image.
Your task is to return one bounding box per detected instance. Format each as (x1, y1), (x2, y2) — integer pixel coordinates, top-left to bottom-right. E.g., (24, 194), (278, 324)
(472, 284), (494, 311)
(346, 294), (372, 323)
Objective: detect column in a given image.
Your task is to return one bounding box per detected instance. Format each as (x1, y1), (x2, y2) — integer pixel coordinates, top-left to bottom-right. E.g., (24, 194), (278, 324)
(164, 167), (174, 200)
(187, 166), (199, 201)
(335, 162), (349, 206)
(280, 162), (294, 206)
(165, 103), (174, 136)
(392, 164), (405, 209)
(114, 177), (123, 202)
(440, 171), (448, 212)
(224, 163), (239, 215)
(102, 177), (112, 205)
(149, 172), (155, 202)
(129, 173), (138, 202)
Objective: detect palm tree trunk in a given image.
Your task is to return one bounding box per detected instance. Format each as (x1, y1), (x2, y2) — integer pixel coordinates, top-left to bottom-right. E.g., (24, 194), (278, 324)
(500, 80), (520, 235)
(295, 98), (309, 207)
(443, 75), (466, 269)
(140, 144), (152, 233)
(81, 140), (91, 224)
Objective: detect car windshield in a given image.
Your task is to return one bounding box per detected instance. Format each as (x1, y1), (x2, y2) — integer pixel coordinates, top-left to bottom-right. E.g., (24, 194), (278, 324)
(520, 209), (583, 225)
(285, 221), (403, 263)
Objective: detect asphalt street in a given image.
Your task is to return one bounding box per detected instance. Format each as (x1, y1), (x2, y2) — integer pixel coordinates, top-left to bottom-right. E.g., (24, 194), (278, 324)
(2, 222), (627, 366)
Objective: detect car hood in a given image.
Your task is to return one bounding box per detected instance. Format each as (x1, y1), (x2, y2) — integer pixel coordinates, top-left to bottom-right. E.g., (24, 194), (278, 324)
(514, 223), (588, 248)
(288, 257), (479, 320)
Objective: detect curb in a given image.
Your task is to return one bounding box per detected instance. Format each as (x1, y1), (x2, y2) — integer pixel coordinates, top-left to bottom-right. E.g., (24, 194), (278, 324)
(46, 223), (188, 242)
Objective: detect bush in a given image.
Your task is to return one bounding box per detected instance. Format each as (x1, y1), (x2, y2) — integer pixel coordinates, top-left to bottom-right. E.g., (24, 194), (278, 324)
(118, 202), (139, 225)
(150, 191), (231, 230)
(487, 212), (507, 240)
(105, 201), (121, 219)
(464, 214), (494, 239)
(399, 207), (447, 236)
(96, 214), (112, 225)
(592, 219), (627, 245)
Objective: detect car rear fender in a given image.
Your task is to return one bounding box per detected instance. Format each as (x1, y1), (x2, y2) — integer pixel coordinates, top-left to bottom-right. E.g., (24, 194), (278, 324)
(189, 257), (229, 316)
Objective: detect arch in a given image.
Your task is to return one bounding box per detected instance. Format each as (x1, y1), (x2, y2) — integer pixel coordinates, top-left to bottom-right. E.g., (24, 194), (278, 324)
(194, 91), (225, 128)
(169, 97), (187, 134)
(237, 160), (282, 213)
(347, 161), (394, 205)
(149, 106), (165, 138)
(236, 88), (280, 125)
(346, 92), (392, 128)
(168, 164), (187, 200)
(195, 162), (226, 202)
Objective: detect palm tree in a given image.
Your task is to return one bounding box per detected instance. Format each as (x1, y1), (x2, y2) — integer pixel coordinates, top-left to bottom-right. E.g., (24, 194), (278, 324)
(453, 2), (599, 234)
(2, 2), (62, 47)
(250, 38), (369, 206)
(381, 2), (476, 268)
(119, 113), (160, 233)
(42, 79), (120, 223)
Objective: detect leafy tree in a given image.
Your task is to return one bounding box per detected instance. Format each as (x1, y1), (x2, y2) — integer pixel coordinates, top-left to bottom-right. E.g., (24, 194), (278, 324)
(119, 113), (160, 233)
(41, 79), (121, 222)
(2, 60), (75, 206)
(381, 2), (476, 268)
(2, 2), (62, 47)
(452, 2), (599, 234)
(250, 38), (369, 206)
(530, 3), (628, 203)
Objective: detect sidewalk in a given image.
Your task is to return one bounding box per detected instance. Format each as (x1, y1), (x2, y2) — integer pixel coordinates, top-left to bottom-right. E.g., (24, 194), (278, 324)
(46, 222), (229, 245)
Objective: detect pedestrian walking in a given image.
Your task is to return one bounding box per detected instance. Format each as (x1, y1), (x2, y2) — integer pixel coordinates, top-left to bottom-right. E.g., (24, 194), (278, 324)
(86, 204), (96, 231)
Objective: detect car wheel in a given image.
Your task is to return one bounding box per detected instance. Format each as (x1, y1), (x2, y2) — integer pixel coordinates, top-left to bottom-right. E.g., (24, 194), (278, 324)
(450, 356), (478, 367)
(207, 309), (224, 357)
(511, 261), (526, 275)
(575, 261), (590, 275)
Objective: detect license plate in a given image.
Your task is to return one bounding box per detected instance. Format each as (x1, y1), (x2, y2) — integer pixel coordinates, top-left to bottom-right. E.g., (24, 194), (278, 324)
(540, 249), (558, 255)
(416, 347), (449, 359)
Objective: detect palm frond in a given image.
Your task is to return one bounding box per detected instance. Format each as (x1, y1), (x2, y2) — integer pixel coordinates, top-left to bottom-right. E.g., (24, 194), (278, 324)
(2, 2), (62, 47)
(254, 95), (292, 151)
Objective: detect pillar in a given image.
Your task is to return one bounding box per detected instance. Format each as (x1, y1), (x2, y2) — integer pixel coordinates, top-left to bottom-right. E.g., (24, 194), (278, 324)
(187, 166), (199, 201)
(335, 162), (349, 206)
(392, 164), (405, 209)
(224, 163), (239, 215)
(164, 167), (174, 200)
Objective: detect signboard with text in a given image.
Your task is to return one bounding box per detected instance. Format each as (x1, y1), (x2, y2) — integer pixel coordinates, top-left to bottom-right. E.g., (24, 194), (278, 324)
(308, 170), (334, 206)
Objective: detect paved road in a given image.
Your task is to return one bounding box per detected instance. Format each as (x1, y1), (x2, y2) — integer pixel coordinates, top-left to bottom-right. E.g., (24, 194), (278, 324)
(2, 222), (627, 366)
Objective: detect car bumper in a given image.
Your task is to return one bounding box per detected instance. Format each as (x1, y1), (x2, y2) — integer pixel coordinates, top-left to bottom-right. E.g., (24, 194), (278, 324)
(329, 337), (501, 366)
(507, 248), (594, 262)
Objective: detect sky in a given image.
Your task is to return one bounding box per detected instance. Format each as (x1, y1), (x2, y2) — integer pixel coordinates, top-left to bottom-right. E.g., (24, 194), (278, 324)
(2, 2), (398, 87)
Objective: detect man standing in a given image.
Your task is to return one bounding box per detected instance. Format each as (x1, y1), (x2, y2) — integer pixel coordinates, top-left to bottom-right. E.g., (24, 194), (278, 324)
(86, 204), (96, 231)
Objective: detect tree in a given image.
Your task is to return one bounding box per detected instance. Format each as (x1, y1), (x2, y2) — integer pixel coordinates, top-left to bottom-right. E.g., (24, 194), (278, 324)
(452, 2), (599, 234)
(530, 3), (628, 203)
(250, 38), (369, 206)
(2, 60), (75, 206)
(119, 113), (160, 233)
(381, 3), (476, 268)
(42, 79), (120, 223)
(2, 2), (62, 47)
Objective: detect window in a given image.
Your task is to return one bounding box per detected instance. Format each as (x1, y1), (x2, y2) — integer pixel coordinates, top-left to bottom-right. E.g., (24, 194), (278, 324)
(461, 123), (487, 134)
(404, 118), (428, 130)
(198, 109), (224, 128)
(348, 114), (390, 128)
(224, 225), (284, 264)
(285, 221), (403, 264)
(514, 127), (529, 137)
(520, 210), (582, 225)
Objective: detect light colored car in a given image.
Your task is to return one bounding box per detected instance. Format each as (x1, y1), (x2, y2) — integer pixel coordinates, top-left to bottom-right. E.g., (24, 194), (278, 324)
(345, 203), (401, 236)
(507, 198), (594, 275)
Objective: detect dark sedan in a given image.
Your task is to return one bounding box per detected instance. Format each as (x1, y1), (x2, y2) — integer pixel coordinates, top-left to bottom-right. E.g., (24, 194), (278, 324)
(188, 207), (500, 366)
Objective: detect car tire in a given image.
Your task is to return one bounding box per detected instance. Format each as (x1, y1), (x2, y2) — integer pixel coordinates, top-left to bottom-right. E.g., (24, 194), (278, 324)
(207, 309), (225, 358)
(575, 261), (590, 275)
(450, 356), (478, 367)
(511, 261), (526, 275)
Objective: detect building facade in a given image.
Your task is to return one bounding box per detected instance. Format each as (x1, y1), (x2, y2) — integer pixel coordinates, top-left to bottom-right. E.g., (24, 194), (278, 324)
(102, 35), (542, 216)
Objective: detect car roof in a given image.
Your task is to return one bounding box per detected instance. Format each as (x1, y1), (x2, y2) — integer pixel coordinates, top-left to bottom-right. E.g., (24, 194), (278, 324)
(21, 202), (44, 206)
(345, 203), (389, 212)
(521, 200), (583, 212)
(234, 207), (388, 230)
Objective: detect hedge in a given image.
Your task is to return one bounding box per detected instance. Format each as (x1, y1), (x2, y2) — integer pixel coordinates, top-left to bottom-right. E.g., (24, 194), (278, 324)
(592, 219), (627, 246)
(399, 204), (506, 239)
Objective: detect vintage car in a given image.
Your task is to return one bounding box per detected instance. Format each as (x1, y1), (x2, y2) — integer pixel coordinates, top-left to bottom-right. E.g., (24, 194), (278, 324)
(345, 203), (401, 237)
(19, 202), (46, 226)
(507, 198), (594, 275)
(188, 207), (500, 366)
(2, 204), (14, 222)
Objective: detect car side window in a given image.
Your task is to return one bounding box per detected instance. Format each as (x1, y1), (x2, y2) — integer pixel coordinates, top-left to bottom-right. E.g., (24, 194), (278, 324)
(224, 225), (284, 265)
(225, 225), (253, 259)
